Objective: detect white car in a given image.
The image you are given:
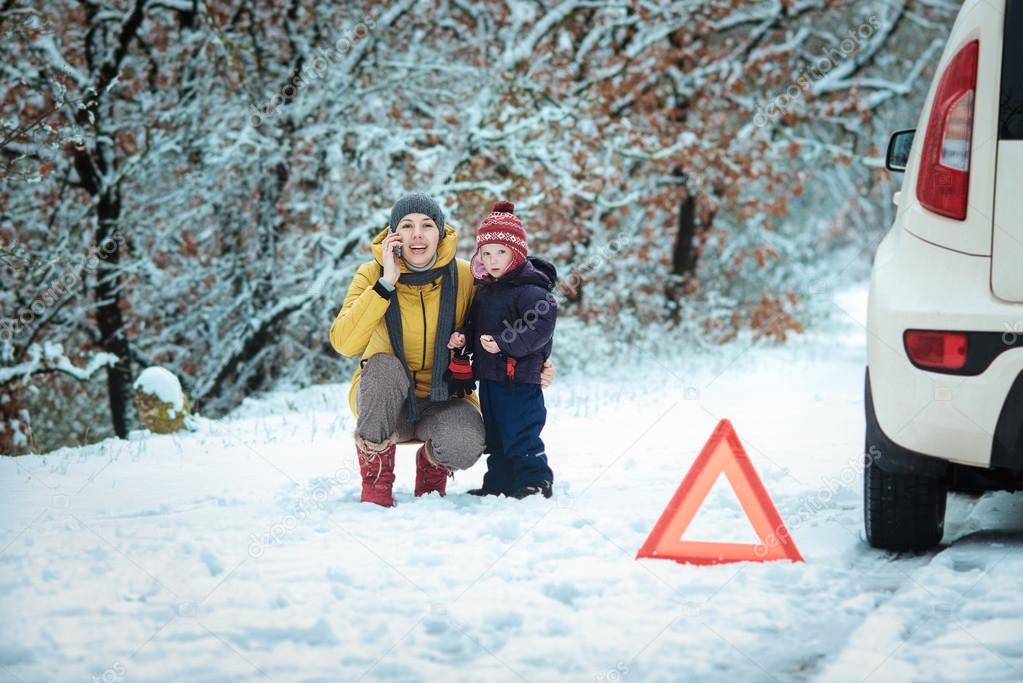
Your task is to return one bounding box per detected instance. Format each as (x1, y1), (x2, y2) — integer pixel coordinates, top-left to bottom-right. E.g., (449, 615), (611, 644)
(865, 0), (1023, 551)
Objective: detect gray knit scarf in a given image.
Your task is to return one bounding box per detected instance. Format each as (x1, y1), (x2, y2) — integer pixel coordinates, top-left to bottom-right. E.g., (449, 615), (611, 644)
(382, 260), (458, 422)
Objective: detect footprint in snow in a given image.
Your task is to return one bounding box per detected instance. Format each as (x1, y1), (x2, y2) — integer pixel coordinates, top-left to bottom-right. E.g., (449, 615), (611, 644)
(199, 547), (223, 576)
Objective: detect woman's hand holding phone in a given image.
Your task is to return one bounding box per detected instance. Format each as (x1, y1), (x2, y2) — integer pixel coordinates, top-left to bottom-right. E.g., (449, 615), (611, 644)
(381, 233), (403, 285)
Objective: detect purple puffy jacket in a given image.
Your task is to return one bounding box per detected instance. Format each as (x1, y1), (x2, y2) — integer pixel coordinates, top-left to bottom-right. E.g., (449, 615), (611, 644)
(461, 257), (558, 384)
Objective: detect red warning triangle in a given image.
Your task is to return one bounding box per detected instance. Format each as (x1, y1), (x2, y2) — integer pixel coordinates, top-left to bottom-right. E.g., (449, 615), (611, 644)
(636, 419), (802, 565)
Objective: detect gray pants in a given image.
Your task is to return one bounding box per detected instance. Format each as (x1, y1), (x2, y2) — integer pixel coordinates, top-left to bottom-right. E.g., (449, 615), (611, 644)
(355, 353), (485, 471)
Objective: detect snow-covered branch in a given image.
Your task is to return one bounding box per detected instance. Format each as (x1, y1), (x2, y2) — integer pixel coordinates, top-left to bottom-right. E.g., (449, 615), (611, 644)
(0, 344), (118, 385)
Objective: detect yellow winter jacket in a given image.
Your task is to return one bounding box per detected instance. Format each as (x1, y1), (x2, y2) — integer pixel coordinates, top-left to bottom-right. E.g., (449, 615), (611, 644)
(329, 225), (478, 416)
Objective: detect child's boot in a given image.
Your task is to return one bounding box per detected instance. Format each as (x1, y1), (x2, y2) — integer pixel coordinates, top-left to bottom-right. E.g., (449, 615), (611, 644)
(468, 452), (514, 496)
(510, 481), (553, 499)
(467, 486), (501, 497)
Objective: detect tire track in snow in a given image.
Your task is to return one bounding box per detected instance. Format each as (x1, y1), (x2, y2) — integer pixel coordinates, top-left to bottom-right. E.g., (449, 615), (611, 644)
(810, 492), (1023, 683)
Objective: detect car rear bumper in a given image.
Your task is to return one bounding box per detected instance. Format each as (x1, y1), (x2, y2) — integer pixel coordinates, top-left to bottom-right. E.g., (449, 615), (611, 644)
(992, 371), (1023, 469)
(864, 369), (950, 476)
(867, 228), (1023, 468)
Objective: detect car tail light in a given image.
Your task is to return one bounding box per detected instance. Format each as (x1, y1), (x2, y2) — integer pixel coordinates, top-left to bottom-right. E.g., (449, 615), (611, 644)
(904, 330), (968, 370)
(916, 40), (979, 220)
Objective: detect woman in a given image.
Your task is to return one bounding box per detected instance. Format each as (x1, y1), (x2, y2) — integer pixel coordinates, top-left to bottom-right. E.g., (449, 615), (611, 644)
(329, 193), (553, 507)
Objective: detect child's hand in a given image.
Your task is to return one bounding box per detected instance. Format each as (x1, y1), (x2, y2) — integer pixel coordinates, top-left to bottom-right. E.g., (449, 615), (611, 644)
(480, 334), (500, 354)
(447, 332), (466, 349)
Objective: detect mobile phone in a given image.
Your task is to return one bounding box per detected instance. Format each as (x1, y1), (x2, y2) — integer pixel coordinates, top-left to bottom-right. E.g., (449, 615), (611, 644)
(393, 243), (402, 258)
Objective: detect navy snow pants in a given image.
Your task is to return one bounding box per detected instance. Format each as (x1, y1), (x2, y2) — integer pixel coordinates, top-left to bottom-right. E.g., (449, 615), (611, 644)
(477, 380), (553, 494)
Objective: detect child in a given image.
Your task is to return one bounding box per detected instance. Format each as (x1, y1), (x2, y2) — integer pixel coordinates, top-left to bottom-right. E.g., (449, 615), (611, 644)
(447, 201), (558, 499)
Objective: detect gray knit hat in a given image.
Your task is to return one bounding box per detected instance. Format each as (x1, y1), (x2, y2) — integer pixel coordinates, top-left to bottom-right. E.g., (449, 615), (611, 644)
(389, 193), (446, 235)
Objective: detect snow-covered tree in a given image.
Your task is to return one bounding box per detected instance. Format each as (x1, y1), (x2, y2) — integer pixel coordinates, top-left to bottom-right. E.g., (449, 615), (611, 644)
(1, 0), (957, 453)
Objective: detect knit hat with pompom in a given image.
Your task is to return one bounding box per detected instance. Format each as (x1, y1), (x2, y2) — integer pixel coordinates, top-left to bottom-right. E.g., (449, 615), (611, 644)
(470, 201), (528, 279)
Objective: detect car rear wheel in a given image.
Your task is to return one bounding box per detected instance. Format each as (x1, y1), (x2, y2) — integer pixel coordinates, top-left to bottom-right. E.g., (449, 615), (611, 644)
(864, 448), (947, 551)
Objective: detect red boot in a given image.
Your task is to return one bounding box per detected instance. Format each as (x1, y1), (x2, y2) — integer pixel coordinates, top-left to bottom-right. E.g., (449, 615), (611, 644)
(414, 443), (449, 497)
(357, 443), (396, 507)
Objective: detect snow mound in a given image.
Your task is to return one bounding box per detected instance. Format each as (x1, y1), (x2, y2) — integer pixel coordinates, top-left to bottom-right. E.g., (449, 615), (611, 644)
(133, 366), (185, 411)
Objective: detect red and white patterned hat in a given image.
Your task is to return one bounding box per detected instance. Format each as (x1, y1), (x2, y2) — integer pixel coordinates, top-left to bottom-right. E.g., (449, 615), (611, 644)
(470, 200), (528, 279)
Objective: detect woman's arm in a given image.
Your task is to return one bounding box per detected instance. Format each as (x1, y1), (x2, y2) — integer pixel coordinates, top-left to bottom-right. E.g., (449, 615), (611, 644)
(329, 262), (393, 358)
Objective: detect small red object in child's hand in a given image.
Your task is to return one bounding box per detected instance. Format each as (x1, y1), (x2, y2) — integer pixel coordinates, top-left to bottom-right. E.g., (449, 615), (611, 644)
(448, 353), (472, 381)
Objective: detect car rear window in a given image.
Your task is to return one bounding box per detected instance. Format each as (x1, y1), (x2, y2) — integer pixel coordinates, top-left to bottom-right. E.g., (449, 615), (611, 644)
(1001, 0), (1023, 139)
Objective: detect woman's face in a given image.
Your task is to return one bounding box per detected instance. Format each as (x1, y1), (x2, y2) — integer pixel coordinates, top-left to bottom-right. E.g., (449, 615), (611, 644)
(480, 244), (514, 278)
(395, 213), (441, 268)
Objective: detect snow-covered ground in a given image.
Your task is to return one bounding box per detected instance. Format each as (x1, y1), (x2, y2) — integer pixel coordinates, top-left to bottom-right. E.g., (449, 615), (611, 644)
(2, 285), (1022, 683)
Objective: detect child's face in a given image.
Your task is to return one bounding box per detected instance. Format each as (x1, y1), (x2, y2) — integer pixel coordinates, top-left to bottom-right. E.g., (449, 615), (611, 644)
(480, 245), (514, 278)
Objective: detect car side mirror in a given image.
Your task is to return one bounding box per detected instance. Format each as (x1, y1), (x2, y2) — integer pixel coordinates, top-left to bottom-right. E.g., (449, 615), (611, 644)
(886, 129), (915, 172)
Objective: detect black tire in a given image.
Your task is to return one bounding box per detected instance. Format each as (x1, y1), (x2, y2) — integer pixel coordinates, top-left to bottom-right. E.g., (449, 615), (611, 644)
(864, 449), (947, 551)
